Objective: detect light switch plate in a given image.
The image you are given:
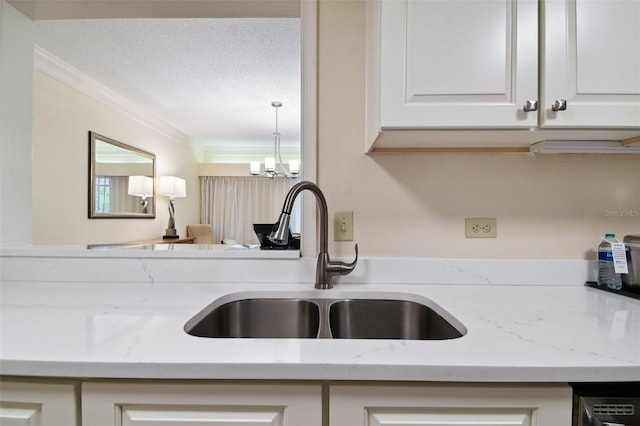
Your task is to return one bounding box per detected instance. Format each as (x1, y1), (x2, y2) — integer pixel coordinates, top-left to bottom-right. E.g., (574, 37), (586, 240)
(465, 218), (497, 238)
(334, 211), (354, 241)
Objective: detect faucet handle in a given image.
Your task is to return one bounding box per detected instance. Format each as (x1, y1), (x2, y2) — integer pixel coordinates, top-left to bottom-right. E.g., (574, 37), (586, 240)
(328, 244), (358, 276)
(346, 243), (358, 269)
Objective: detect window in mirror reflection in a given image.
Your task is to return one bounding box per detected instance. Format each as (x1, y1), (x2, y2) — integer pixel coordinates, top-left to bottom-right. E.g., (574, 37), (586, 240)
(89, 132), (156, 218)
(95, 176), (112, 213)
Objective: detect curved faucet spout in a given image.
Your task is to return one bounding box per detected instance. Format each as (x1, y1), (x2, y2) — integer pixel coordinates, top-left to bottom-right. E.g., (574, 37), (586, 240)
(269, 181), (358, 289)
(269, 181), (328, 253)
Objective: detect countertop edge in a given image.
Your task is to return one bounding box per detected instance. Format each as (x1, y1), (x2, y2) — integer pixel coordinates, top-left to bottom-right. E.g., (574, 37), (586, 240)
(2, 360), (639, 383)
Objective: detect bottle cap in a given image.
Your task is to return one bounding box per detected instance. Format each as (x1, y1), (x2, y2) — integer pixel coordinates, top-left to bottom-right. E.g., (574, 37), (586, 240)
(605, 233), (616, 237)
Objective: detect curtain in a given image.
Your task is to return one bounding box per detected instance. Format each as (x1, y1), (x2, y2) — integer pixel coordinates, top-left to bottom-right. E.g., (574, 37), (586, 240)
(200, 176), (297, 245)
(111, 176), (140, 213)
(97, 176), (139, 214)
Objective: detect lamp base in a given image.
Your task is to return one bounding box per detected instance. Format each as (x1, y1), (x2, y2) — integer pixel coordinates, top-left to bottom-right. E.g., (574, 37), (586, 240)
(163, 228), (179, 239)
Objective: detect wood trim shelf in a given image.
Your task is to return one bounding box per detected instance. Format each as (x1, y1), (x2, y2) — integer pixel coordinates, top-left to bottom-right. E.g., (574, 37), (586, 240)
(623, 136), (640, 146)
(131, 237), (196, 245)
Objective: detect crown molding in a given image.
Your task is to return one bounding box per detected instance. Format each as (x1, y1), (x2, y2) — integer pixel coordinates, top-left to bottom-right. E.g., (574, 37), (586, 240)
(34, 45), (191, 146)
(203, 144), (300, 164)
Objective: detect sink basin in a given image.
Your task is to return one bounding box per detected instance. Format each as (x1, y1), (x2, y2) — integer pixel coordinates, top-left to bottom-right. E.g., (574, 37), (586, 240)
(185, 291), (466, 340)
(329, 299), (463, 340)
(186, 298), (320, 338)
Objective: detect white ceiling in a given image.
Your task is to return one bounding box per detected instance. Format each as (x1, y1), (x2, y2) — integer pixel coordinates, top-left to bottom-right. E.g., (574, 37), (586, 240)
(34, 17), (301, 163)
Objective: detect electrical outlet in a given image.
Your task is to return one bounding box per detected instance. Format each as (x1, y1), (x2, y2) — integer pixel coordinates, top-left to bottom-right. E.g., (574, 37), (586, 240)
(465, 218), (497, 238)
(334, 211), (354, 241)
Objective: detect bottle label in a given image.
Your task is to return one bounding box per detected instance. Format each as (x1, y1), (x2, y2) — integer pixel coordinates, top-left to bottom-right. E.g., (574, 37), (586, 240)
(611, 242), (629, 274)
(599, 236), (629, 274)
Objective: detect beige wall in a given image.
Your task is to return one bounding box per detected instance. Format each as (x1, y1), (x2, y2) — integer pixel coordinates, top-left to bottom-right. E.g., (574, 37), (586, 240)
(317, 0), (640, 259)
(198, 163), (250, 177)
(32, 70), (199, 245)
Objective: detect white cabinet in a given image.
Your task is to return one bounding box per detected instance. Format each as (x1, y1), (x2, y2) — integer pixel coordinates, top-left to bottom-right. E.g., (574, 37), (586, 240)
(0, 378), (573, 426)
(372, 0), (538, 129)
(329, 383), (572, 426)
(82, 381), (322, 426)
(366, 0), (640, 151)
(541, 0), (640, 128)
(0, 378), (80, 425)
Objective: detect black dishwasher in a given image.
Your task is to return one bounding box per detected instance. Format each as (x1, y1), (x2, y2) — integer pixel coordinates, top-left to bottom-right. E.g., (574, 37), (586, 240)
(571, 383), (640, 426)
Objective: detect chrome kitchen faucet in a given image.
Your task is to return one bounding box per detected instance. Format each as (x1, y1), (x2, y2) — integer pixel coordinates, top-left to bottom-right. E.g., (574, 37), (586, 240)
(269, 181), (358, 289)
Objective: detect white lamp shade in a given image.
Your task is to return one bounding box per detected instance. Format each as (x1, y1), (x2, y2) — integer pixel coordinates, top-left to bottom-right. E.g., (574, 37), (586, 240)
(264, 157), (276, 172)
(128, 175), (154, 197)
(289, 159), (300, 174)
(250, 161), (261, 175)
(158, 176), (186, 197)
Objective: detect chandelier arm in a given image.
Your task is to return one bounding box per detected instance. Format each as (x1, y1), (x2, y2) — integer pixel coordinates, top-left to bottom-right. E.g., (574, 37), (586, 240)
(275, 131), (291, 177)
(274, 103), (291, 177)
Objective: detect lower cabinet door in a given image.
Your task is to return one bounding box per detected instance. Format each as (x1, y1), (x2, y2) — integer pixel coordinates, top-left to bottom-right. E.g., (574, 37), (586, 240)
(330, 383), (572, 426)
(82, 381), (322, 426)
(0, 378), (80, 426)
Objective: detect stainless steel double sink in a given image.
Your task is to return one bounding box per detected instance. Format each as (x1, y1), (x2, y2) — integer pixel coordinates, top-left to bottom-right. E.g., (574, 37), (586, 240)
(184, 291), (466, 340)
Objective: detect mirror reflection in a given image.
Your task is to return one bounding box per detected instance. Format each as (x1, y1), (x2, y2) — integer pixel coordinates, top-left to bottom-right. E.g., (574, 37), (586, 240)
(89, 131), (156, 218)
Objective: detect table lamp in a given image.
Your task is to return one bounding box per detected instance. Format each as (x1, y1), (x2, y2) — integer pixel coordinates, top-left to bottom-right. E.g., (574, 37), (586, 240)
(127, 175), (154, 214)
(158, 176), (186, 239)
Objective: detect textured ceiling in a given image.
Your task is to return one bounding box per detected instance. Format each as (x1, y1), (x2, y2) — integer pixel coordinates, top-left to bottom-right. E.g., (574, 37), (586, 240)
(35, 18), (301, 162)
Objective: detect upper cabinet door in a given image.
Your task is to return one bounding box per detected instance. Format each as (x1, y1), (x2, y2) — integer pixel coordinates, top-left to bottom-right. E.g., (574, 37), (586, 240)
(377, 0), (538, 129)
(541, 0), (640, 128)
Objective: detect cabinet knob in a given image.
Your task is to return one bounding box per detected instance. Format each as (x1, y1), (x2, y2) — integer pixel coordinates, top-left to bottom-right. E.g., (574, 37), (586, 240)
(523, 100), (538, 112)
(551, 99), (567, 111)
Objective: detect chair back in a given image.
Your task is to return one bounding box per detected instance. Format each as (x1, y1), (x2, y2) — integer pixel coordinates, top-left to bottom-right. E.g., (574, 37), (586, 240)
(186, 224), (215, 244)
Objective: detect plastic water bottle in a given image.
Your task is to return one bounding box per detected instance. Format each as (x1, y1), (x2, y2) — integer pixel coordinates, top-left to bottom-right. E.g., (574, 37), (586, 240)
(598, 233), (622, 290)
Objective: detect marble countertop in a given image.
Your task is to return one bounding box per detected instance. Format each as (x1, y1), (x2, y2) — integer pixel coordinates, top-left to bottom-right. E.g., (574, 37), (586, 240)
(1, 280), (638, 383)
(1, 244), (300, 259)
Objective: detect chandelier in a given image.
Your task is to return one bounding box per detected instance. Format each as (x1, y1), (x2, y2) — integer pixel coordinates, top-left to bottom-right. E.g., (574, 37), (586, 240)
(250, 101), (300, 179)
